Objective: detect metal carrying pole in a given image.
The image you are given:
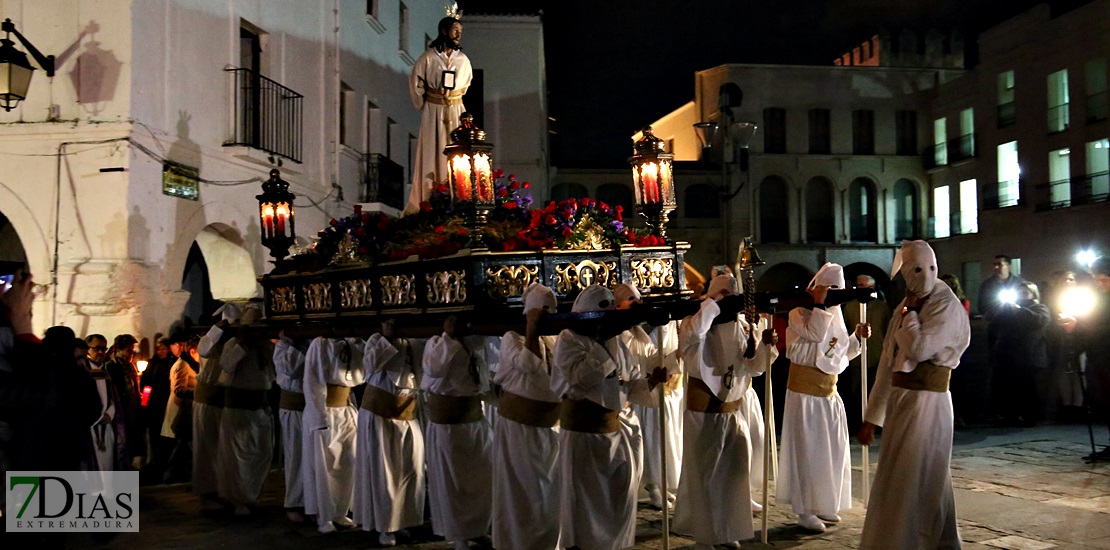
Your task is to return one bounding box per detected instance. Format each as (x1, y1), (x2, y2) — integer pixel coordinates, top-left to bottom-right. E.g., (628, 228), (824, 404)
(657, 325), (670, 549)
(859, 301), (870, 507)
(761, 312), (773, 544)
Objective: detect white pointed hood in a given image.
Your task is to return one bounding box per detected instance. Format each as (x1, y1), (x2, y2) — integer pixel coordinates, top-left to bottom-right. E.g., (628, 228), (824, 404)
(891, 240), (939, 297)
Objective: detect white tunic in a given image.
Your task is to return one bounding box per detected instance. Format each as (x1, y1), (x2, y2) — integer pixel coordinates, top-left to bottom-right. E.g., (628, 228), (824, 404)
(406, 47), (473, 214)
(674, 299), (777, 545)
(274, 337), (306, 509)
(624, 322), (684, 493)
(214, 335), (275, 505)
(492, 332), (561, 550)
(355, 334), (425, 534)
(88, 361), (116, 472)
(422, 333), (493, 541)
(860, 281), (969, 549)
(192, 325), (227, 496)
(303, 337), (365, 526)
(778, 307), (861, 517)
(552, 329), (652, 550)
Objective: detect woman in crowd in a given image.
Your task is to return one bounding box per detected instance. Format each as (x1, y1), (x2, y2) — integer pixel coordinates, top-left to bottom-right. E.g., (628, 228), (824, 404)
(989, 281), (1051, 426)
(940, 274), (970, 316)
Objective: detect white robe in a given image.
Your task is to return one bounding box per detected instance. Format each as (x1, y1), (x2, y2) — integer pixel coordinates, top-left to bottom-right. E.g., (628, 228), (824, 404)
(355, 334), (425, 534)
(192, 325), (227, 496)
(673, 299), (777, 545)
(860, 280), (970, 550)
(406, 47), (473, 214)
(88, 362), (116, 472)
(778, 306), (861, 517)
(552, 329), (653, 550)
(274, 338), (306, 509)
(422, 333), (493, 541)
(492, 332), (561, 550)
(624, 322), (684, 494)
(214, 335), (275, 505)
(303, 337), (364, 526)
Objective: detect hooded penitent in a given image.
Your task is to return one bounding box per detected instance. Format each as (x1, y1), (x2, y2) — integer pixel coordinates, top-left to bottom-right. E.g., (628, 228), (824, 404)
(808, 263), (852, 372)
(890, 240), (939, 297)
(572, 285), (615, 313)
(707, 274), (740, 299)
(522, 283), (558, 313)
(613, 283), (642, 309)
(215, 303), (243, 324)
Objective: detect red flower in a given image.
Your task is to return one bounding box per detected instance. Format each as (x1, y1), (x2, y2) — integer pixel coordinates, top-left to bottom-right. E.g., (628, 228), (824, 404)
(493, 168), (505, 179)
(358, 246), (369, 255)
(435, 225), (445, 234)
(355, 227), (367, 236)
(561, 227), (573, 238)
(501, 240), (517, 251)
(568, 198), (578, 207)
(523, 181), (531, 189)
(329, 218), (339, 226)
(504, 200), (518, 209)
(497, 188), (509, 198)
(509, 180), (520, 190)
(509, 174), (516, 180)
(561, 209), (574, 220)
(435, 183), (449, 194)
(420, 202), (432, 213)
(544, 214), (557, 225)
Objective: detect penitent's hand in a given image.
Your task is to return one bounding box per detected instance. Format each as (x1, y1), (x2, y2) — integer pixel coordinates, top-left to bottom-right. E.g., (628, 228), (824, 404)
(381, 318), (396, 339)
(761, 327), (777, 346)
(443, 315), (458, 338)
(855, 323), (872, 339)
(858, 421), (876, 446)
(807, 284), (829, 305)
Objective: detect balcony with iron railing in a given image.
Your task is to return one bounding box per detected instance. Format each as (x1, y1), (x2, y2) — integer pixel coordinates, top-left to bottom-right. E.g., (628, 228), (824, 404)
(361, 153), (406, 211)
(949, 133), (976, 163)
(1088, 91), (1109, 123)
(997, 101), (1016, 128)
(1034, 171), (1110, 211)
(893, 219), (919, 241)
(982, 180), (1021, 210)
(224, 68), (304, 163)
(1048, 103), (1070, 133)
(923, 143), (948, 170)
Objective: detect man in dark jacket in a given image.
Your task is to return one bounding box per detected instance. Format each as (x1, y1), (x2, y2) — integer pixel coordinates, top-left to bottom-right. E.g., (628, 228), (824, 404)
(1073, 258), (1110, 457)
(107, 334), (145, 470)
(989, 281), (1051, 426)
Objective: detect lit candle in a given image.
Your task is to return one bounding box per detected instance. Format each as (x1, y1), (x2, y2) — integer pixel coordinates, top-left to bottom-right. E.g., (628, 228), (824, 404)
(641, 163), (659, 203)
(660, 161), (672, 204)
(473, 153), (492, 202)
(452, 155), (471, 201)
(275, 204), (289, 237)
(141, 385), (152, 407)
(261, 204), (275, 238)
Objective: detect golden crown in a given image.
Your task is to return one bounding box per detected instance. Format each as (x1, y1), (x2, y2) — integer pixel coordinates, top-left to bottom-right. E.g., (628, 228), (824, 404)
(445, 2), (463, 19)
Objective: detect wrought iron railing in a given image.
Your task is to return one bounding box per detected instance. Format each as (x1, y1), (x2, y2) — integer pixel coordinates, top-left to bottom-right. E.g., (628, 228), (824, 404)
(1047, 103), (1070, 133)
(1033, 179), (1072, 211)
(361, 153), (405, 210)
(983, 180), (1020, 210)
(225, 68), (304, 163)
(1087, 91), (1109, 123)
(950, 133), (976, 162)
(1033, 172), (1110, 211)
(893, 219), (918, 241)
(923, 143), (948, 169)
(997, 101), (1016, 128)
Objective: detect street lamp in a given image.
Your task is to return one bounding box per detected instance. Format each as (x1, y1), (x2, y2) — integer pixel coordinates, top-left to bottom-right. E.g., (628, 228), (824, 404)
(443, 112), (495, 249)
(0, 18), (55, 112)
(257, 169), (296, 261)
(629, 126), (676, 240)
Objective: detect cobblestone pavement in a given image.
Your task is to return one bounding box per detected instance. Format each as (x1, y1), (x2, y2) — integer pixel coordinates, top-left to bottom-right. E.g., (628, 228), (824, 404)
(75, 423), (1110, 549)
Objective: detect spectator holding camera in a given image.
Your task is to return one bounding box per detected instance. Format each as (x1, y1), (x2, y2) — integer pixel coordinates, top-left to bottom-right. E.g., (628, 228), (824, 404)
(988, 281), (1051, 426)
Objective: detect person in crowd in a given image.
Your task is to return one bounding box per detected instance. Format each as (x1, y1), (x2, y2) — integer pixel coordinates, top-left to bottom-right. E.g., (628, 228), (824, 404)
(553, 284), (666, 550)
(422, 315), (493, 550)
(491, 283), (563, 549)
(162, 335), (199, 483)
(356, 319), (425, 547)
(979, 254), (1027, 321)
(940, 274), (970, 316)
(779, 263), (869, 533)
(1044, 270), (1083, 420)
(616, 283), (683, 512)
(673, 274), (776, 550)
(214, 305), (274, 516)
(1069, 258), (1110, 459)
(85, 332), (127, 471)
(858, 240), (970, 549)
(842, 274), (891, 432)
(274, 333), (308, 522)
(141, 337), (177, 480)
(106, 333), (145, 471)
(194, 304), (236, 510)
(989, 281), (1051, 426)
(303, 336), (364, 533)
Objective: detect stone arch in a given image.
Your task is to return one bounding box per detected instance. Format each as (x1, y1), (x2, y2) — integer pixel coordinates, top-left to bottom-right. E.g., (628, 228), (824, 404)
(757, 262), (814, 293)
(0, 179), (50, 277)
(180, 223), (259, 324)
(892, 178), (920, 240)
(759, 176), (789, 243)
(595, 183), (633, 216)
(849, 177), (878, 242)
(805, 176), (835, 243)
(551, 182), (588, 202)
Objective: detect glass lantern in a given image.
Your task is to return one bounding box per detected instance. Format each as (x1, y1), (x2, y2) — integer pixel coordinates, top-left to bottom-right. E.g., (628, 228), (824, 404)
(256, 169), (296, 261)
(442, 113), (495, 249)
(629, 126), (676, 239)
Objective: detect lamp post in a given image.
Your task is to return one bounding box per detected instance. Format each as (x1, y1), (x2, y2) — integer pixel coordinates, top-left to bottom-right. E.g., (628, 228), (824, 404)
(257, 169), (296, 261)
(0, 18), (55, 112)
(629, 126), (676, 240)
(694, 117), (757, 265)
(443, 112), (495, 249)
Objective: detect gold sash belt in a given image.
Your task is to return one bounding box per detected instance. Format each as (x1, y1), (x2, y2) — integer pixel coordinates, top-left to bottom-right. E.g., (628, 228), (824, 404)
(425, 392), (484, 425)
(787, 363), (838, 398)
(194, 380), (224, 407)
(279, 389), (305, 411)
(498, 389), (560, 429)
(360, 385), (417, 421)
(223, 387), (268, 410)
(559, 398), (620, 433)
(686, 376), (744, 414)
(424, 90), (463, 106)
(892, 361), (951, 393)
(325, 384), (352, 408)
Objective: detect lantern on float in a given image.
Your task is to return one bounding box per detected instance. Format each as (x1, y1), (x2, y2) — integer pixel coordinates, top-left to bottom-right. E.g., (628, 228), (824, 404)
(629, 126), (676, 240)
(256, 169), (296, 261)
(443, 112), (494, 248)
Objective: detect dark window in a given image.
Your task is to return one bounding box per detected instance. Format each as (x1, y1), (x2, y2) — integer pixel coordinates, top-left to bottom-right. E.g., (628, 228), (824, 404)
(399, 2), (409, 53)
(366, 0), (378, 18)
(596, 183), (634, 216)
(893, 178), (919, 240)
(759, 177), (789, 243)
(849, 178), (878, 242)
(895, 110), (918, 155)
(852, 110), (875, 155)
(340, 82), (353, 146)
(763, 107), (786, 153)
(466, 69), (484, 127)
(386, 118), (396, 159)
(805, 177), (835, 242)
(551, 183), (588, 202)
(809, 108), (831, 154)
(684, 184), (720, 218)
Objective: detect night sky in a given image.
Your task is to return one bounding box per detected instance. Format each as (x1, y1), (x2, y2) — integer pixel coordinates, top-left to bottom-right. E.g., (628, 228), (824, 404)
(460, 0), (1089, 168)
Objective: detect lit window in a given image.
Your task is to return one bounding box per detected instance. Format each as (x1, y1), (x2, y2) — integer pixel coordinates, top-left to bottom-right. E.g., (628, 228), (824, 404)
(1047, 69), (1070, 132)
(933, 185), (950, 238)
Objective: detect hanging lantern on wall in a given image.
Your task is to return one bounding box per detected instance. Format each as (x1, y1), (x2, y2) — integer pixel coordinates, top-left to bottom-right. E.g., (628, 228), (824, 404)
(256, 169), (296, 261)
(629, 126), (676, 239)
(442, 112), (495, 249)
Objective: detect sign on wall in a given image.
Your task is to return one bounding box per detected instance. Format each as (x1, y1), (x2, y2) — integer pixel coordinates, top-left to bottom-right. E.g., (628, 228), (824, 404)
(162, 162), (199, 201)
